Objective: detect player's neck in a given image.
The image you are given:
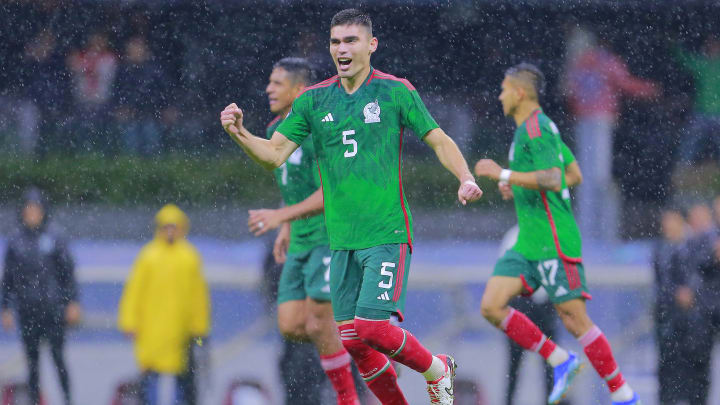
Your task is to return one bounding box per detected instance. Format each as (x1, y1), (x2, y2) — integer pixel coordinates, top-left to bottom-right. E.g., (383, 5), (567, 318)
(340, 64), (371, 94)
(513, 102), (541, 127)
(279, 106), (291, 118)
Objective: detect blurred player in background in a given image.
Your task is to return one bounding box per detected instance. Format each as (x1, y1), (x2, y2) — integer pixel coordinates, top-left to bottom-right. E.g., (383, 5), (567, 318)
(245, 56), (360, 405)
(475, 63), (640, 405)
(221, 8), (482, 404)
(500, 143), (580, 405)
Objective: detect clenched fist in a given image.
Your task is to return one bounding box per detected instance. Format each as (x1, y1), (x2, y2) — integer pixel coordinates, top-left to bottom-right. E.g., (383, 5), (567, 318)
(220, 103), (244, 138)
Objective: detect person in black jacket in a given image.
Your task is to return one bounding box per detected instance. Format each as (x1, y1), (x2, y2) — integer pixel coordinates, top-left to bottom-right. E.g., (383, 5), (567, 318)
(1, 187), (80, 405)
(653, 207), (693, 405)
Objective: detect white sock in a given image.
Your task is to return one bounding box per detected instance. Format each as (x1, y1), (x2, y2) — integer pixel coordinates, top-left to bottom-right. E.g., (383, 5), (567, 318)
(421, 356), (446, 381)
(546, 346), (570, 367)
(610, 383), (634, 402)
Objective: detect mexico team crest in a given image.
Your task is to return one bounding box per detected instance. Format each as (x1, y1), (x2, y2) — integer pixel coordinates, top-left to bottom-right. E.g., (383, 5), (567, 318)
(363, 99), (381, 123)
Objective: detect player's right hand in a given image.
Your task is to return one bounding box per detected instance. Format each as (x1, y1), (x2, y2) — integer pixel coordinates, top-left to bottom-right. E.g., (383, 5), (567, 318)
(498, 182), (514, 200)
(273, 223), (290, 264)
(458, 180), (483, 205)
(220, 103), (244, 137)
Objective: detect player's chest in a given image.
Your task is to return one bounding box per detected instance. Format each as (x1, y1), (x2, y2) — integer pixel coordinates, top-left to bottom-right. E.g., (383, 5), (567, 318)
(309, 93), (400, 149)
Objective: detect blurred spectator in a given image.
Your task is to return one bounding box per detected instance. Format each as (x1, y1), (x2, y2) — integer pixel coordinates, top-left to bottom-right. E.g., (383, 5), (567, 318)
(652, 208), (693, 405)
(674, 36), (720, 168)
(114, 36), (165, 155)
(676, 203), (720, 404)
(1, 187), (80, 405)
(118, 204), (210, 405)
(15, 30), (68, 155)
(66, 32), (118, 152)
(564, 26), (658, 242)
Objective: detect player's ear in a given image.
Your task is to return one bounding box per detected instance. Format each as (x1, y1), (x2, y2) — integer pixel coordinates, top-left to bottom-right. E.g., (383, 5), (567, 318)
(369, 36), (378, 54)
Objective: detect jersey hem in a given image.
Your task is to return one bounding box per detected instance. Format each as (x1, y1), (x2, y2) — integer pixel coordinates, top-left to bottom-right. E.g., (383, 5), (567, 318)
(329, 238), (412, 252)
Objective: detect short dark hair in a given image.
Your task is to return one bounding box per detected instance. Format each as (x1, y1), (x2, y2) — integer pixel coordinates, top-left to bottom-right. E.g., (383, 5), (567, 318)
(330, 9), (372, 35)
(505, 62), (546, 99)
(273, 57), (315, 86)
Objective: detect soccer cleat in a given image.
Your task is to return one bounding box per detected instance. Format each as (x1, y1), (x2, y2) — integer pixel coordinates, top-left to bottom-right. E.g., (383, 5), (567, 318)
(426, 354), (456, 405)
(548, 351), (582, 404)
(612, 393), (641, 405)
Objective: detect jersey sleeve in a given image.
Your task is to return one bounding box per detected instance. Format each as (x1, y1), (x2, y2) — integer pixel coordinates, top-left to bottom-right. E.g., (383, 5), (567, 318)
(560, 141), (576, 166)
(396, 84), (439, 139)
(525, 123), (562, 171)
(276, 92), (312, 146)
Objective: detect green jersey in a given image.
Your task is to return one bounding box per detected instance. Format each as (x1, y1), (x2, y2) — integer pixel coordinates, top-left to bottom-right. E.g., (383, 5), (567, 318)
(509, 109), (582, 261)
(267, 116), (328, 254)
(276, 68), (439, 250)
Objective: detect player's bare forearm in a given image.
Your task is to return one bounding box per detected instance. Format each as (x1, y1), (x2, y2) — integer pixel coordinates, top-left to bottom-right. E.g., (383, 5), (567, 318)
(512, 168), (562, 191)
(277, 188), (324, 222)
(424, 128), (474, 183)
(231, 129), (292, 171)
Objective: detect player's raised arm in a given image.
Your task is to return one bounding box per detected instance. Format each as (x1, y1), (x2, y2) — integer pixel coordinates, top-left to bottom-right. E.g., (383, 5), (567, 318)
(423, 128), (483, 205)
(220, 103), (299, 170)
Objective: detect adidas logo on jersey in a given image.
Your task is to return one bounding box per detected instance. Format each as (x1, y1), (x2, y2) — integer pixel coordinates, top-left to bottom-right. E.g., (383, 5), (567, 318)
(377, 291), (390, 301)
(321, 113), (334, 122)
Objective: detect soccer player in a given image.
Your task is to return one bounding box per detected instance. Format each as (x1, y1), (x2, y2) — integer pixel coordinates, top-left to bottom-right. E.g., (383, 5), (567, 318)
(245, 57), (360, 404)
(221, 9), (482, 405)
(474, 63), (640, 405)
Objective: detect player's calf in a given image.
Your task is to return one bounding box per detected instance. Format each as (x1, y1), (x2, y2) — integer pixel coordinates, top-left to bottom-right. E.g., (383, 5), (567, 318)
(339, 323), (408, 405)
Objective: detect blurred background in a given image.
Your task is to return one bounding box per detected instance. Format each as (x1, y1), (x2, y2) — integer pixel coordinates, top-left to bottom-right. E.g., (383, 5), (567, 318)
(1, 0), (720, 404)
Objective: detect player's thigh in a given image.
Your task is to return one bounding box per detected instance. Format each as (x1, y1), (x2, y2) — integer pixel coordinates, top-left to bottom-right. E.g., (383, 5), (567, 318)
(302, 245), (332, 303)
(484, 250), (537, 307)
(355, 243), (411, 321)
(535, 259), (591, 305)
(554, 297), (593, 337)
(277, 252), (309, 305)
(330, 250), (364, 322)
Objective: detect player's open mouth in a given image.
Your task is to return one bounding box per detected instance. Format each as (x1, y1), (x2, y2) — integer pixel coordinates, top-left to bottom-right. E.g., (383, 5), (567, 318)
(338, 58), (352, 70)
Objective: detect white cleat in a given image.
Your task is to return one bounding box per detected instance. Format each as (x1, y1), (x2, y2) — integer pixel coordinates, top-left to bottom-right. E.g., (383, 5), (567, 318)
(426, 354), (456, 404)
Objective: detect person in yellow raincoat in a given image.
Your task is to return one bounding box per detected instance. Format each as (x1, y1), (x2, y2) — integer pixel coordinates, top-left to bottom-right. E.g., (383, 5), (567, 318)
(118, 204), (210, 405)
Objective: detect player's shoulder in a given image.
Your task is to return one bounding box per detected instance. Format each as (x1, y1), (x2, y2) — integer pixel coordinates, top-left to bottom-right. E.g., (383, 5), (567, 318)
(296, 75), (340, 99)
(369, 69), (416, 91)
(521, 110), (559, 141)
(537, 112), (561, 136)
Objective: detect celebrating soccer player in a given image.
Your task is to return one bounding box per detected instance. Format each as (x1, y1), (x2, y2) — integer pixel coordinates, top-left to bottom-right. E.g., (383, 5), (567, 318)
(221, 8), (482, 405)
(245, 57), (360, 405)
(474, 63), (640, 405)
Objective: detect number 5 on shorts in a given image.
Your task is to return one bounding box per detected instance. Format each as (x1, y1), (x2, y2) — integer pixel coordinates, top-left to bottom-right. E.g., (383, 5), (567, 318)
(378, 262), (395, 289)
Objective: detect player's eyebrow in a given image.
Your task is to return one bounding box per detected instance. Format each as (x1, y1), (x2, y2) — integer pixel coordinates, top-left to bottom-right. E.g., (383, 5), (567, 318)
(331, 35), (360, 43)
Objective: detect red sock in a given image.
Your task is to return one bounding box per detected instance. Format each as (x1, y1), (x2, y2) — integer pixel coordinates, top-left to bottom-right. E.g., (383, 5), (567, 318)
(354, 317), (433, 373)
(501, 308), (557, 359)
(320, 349), (360, 405)
(578, 325), (625, 392)
(339, 323), (408, 405)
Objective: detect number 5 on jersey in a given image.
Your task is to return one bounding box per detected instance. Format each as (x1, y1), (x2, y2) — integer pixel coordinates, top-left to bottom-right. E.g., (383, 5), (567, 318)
(343, 130), (357, 158)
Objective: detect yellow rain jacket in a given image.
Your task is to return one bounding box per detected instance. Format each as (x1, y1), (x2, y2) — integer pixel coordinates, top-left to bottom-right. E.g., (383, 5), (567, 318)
(117, 204), (210, 374)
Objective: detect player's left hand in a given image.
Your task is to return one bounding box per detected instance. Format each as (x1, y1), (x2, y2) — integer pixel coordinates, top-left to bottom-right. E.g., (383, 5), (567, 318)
(248, 208), (284, 236)
(474, 159), (502, 181)
(458, 180), (483, 205)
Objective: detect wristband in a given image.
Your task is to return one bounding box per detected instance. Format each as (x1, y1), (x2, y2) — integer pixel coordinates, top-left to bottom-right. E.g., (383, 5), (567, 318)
(499, 169), (512, 183)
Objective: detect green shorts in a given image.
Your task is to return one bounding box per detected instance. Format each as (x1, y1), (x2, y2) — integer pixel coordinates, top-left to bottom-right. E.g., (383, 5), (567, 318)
(330, 243), (411, 322)
(277, 245), (332, 304)
(493, 249), (591, 304)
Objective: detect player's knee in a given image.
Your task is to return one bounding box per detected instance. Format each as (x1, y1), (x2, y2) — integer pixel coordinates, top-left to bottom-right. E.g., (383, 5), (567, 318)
(277, 314), (306, 339)
(480, 300), (504, 324)
(354, 318), (391, 349)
